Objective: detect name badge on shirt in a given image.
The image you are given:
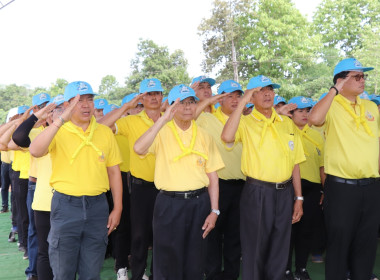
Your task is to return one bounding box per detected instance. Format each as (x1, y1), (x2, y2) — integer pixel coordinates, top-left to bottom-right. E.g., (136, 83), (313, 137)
(366, 111), (375, 121)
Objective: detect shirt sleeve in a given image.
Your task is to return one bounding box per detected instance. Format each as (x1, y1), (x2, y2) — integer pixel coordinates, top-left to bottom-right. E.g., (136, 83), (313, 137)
(205, 134), (225, 173)
(115, 116), (129, 137)
(293, 127), (306, 165)
(105, 129), (123, 167)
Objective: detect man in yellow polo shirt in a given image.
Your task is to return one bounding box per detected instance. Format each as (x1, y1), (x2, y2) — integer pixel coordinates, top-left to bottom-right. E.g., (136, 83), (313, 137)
(191, 75), (216, 113)
(221, 75), (305, 280)
(197, 79), (245, 280)
(99, 78), (163, 280)
(285, 96), (325, 280)
(134, 84), (224, 279)
(29, 81), (123, 280)
(309, 58), (380, 280)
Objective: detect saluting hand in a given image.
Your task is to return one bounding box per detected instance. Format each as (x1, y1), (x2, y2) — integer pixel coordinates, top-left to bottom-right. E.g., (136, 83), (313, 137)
(161, 98), (179, 123)
(34, 103), (57, 121)
(277, 103), (297, 117)
(242, 87), (262, 105)
(59, 94), (80, 122)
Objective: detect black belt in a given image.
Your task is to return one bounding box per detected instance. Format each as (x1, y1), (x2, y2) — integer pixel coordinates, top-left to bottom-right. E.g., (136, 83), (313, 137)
(131, 176), (154, 186)
(327, 175), (380, 186)
(160, 187), (206, 199)
(246, 177), (292, 190)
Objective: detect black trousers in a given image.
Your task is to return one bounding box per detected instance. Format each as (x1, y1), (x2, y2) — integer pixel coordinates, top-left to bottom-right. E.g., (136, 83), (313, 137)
(206, 179), (244, 280)
(130, 176), (158, 280)
(34, 210), (53, 280)
(240, 177), (294, 280)
(153, 190), (210, 280)
(112, 171), (132, 270)
(324, 175), (380, 280)
(9, 168), (17, 228)
(287, 179), (323, 271)
(12, 171), (29, 248)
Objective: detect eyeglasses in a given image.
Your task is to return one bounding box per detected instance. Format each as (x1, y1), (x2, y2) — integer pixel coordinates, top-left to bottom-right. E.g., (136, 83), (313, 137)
(348, 74), (368, 81)
(179, 100), (197, 106)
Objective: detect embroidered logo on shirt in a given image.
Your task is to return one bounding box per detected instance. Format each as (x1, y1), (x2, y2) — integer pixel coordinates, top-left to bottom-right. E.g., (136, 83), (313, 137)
(365, 111), (375, 121)
(197, 157), (205, 167)
(288, 140), (294, 151)
(99, 152), (105, 162)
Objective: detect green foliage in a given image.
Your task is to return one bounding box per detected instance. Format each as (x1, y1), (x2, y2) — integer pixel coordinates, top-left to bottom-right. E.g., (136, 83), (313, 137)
(99, 75), (119, 95)
(352, 23), (380, 94)
(125, 39), (191, 93)
(0, 84), (34, 123)
(313, 0), (380, 56)
(49, 78), (68, 97)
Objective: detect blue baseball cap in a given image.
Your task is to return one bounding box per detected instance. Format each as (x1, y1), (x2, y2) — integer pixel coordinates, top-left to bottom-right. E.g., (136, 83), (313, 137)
(64, 81), (97, 102)
(52, 94), (65, 106)
(139, 78), (164, 94)
(17, 105), (29, 115)
(191, 76), (216, 87)
(359, 91), (370, 100)
(32, 92), (51, 106)
(214, 102), (221, 109)
(162, 96), (168, 103)
(168, 84), (199, 105)
(371, 96), (380, 105)
(247, 75), (281, 90)
(121, 93), (139, 106)
(274, 95), (287, 106)
(217, 80), (243, 95)
(246, 103), (254, 108)
(103, 104), (120, 115)
(94, 98), (108, 109)
(288, 96), (313, 109)
(333, 58), (374, 76)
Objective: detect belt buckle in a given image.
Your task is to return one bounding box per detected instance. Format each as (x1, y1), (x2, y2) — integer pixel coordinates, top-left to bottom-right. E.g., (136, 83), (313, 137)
(275, 183), (285, 190)
(184, 192), (188, 199)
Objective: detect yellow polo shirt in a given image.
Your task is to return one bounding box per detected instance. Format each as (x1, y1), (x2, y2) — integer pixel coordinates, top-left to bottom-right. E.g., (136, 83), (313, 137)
(32, 153), (53, 211)
(1, 151), (11, 164)
(324, 96), (380, 179)
(29, 126), (44, 178)
(12, 150), (30, 179)
(197, 111), (245, 180)
(48, 117), (122, 196)
(297, 125), (324, 184)
(148, 120), (224, 191)
(236, 108), (305, 182)
(116, 110), (158, 182)
(115, 134), (130, 173)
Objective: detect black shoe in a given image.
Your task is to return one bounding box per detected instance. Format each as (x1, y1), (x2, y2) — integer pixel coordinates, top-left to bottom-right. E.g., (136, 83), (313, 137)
(0, 206), (8, 213)
(285, 270), (295, 280)
(8, 231), (16, 242)
(18, 245), (27, 252)
(294, 268), (311, 280)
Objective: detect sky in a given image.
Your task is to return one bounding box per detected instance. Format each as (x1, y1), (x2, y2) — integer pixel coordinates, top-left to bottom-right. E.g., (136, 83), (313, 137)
(0, 0), (321, 91)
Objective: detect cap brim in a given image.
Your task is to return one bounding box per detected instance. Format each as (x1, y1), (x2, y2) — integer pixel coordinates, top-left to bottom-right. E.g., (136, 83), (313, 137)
(200, 78), (215, 86)
(220, 88), (243, 94)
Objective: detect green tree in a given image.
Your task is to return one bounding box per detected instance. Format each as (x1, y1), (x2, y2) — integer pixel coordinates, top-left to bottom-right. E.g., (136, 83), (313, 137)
(0, 84), (33, 123)
(125, 39), (191, 93)
(313, 0), (380, 56)
(99, 75), (119, 95)
(352, 23), (380, 94)
(50, 78), (68, 97)
(198, 0), (251, 82)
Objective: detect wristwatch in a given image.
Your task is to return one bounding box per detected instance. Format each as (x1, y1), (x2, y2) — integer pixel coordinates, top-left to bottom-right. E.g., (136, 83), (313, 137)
(294, 196), (304, 201)
(211, 209), (220, 216)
